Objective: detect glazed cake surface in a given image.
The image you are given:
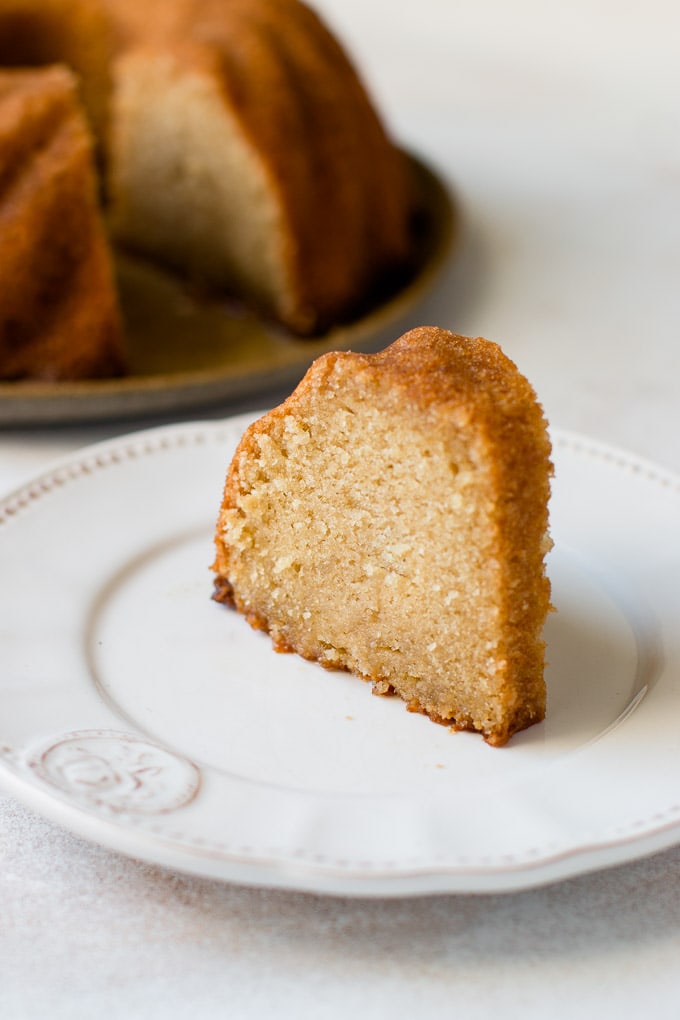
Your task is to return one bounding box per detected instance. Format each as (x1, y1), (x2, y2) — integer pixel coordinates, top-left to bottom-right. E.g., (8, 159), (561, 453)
(213, 326), (553, 746)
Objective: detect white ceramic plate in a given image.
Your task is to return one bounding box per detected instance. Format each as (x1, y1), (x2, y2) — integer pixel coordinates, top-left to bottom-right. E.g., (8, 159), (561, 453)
(0, 415), (679, 897)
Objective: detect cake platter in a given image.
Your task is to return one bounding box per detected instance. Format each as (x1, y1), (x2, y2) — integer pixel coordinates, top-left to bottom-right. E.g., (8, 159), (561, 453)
(0, 154), (455, 427)
(0, 415), (679, 897)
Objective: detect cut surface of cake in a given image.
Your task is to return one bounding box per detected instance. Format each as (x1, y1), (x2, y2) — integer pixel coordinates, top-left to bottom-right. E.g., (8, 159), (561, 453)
(213, 326), (553, 746)
(0, 66), (125, 381)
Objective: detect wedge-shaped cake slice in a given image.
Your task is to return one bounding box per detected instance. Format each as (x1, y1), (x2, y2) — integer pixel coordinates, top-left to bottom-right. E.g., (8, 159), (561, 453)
(213, 327), (553, 745)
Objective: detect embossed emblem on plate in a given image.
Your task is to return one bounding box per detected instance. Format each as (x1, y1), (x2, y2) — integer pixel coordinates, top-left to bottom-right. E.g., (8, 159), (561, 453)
(28, 730), (201, 815)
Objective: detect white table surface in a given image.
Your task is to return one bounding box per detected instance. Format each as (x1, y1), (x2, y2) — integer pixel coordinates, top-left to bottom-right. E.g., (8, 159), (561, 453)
(2, 1), (679, 1016)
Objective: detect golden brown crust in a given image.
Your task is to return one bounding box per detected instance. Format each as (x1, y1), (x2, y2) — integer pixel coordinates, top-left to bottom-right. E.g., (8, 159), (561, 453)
(0, 0), (114, 149)
(213, 327), (553, 746)
(0, 67), (126, 381)
(211, 575), (235, 607)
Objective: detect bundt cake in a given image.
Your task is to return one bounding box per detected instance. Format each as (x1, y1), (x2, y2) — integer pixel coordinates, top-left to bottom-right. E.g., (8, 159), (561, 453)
(0, 66), (125, 381)
(105, 0), (416, 333)
(212, 327), (553, 746)
(0, 0), (417, 363)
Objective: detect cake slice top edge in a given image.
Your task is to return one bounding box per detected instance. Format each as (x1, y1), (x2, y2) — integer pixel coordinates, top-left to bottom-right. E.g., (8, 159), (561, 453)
(222, 326), (552, 471)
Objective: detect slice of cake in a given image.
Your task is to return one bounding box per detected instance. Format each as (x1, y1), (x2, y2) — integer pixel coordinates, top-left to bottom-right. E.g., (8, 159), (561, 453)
(212, 326), (553, 745)
(0, 66), (126, 381)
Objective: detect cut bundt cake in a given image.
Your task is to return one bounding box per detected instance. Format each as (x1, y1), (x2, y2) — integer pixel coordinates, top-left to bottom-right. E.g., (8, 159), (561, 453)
(212, 327), (553, 746)
(0, 0), (417, 347)
(0, 66), (125, 380)
(105, 0), (416, 334)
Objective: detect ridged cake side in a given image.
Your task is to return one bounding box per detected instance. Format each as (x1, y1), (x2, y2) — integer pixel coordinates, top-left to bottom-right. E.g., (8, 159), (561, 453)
(0, 67), (125, 381)
(106, 0), (415, 333)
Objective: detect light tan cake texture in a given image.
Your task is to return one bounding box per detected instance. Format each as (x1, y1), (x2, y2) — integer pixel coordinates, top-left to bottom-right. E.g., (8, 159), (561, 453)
(104, 0), (416, 334)
(0, 66), (126, 381)
(212, 326), (553, 746)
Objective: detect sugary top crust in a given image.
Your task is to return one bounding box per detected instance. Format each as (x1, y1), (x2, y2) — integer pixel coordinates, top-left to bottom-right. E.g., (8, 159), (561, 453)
(219, 328), (553, 539)
(241, 326), (550, 449)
